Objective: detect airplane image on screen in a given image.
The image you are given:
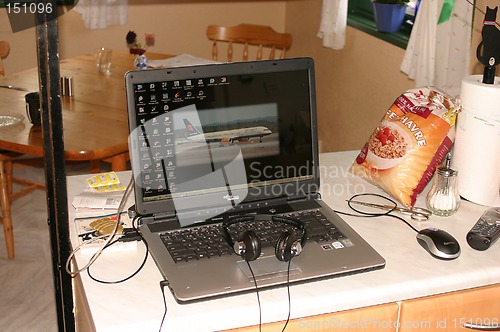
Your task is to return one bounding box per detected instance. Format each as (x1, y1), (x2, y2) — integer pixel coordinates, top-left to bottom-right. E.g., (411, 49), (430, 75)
(183, 119), (272, 145)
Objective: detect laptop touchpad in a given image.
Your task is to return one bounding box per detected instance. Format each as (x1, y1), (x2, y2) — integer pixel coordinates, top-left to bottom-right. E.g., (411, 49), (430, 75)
(237, 257), (300, 281)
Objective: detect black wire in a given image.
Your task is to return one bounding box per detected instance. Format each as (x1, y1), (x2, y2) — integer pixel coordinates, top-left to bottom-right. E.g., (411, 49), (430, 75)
(128, 217), (172, 332)
(159, 280), (169, 332)
(333, 193), (419, 233)
(347, 193), (397, 216)
(384, 213), (420, 233)
(246, 261), (262, 332)
(464, 0), (500, 28)
(281, 260), (292, 332)
(87, 216), (150, 284)
(86, 238), (149, 284)
(333, 193), (396, 218)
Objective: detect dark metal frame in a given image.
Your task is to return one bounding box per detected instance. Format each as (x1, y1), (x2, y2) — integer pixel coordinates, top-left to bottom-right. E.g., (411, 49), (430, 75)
(35, 0), (74, 330)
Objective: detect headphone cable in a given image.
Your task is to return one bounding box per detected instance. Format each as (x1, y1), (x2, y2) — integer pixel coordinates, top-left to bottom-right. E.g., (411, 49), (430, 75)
(282, 260), (292, 332)
(246, 261), (262, 332)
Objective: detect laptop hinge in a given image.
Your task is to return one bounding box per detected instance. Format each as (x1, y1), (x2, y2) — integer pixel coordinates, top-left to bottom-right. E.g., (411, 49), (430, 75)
(176, 195), (290, 221)
(153, 211), (177, 222)
(288, 191), (319, 202)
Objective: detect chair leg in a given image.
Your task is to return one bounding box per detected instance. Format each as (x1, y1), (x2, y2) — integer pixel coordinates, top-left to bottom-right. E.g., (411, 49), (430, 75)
(0, 160), (14, 259)
(5, 158), (12, 194)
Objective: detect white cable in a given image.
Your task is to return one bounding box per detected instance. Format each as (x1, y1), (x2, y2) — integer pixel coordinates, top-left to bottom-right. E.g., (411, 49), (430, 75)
(65, 176), (134, 277)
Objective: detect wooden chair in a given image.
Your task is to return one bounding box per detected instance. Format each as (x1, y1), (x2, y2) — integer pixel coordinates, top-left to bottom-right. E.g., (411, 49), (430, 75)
(0, 41), (45, 259)
(0, 40), (10, 77)
(206, 24), (292, 62)
(1, 153), (45, 259)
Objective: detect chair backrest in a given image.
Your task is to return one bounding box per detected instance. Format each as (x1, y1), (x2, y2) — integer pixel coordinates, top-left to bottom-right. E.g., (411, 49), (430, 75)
(0, 41), (10, 77)
(206, 24), (292, 62)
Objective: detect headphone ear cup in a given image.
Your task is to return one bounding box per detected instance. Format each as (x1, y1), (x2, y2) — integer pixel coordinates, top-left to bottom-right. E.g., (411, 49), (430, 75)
(235, 230), (261, 261)
(275, 231), (302, 262)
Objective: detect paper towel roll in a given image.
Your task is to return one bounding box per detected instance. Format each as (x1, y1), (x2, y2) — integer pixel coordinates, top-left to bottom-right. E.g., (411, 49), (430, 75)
(452, 75), (500, 206)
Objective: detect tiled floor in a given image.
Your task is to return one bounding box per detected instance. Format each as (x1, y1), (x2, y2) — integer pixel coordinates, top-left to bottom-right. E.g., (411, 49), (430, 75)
(0, 160), (97, 332)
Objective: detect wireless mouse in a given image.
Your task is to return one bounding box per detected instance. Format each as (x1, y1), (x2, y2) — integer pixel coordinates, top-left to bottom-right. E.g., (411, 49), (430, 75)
(416, 228), (460, 260)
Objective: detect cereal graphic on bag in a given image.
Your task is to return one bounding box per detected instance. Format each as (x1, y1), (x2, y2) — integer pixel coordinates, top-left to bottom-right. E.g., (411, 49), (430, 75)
(365, 122), (411, 170)
(350, 87), (460, 207)
(370, 125), (407, 158)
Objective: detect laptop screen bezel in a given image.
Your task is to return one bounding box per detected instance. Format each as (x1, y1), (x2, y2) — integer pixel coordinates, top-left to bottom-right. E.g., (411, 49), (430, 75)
(125, 57), (319, 218)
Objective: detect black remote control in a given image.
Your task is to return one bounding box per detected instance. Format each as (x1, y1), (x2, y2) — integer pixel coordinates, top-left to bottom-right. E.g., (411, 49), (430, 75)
(466, 207), (500, 251)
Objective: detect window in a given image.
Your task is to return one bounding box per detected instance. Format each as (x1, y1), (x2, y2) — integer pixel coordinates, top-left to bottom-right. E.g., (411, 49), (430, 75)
(347, 0), (417, 49)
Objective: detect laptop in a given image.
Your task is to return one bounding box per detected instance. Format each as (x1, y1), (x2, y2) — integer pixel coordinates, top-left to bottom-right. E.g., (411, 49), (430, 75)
(124, 57), (385, 303)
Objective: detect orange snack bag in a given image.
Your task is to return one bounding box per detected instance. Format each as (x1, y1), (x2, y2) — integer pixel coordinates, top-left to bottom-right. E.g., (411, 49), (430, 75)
(350, 87), (459, 207)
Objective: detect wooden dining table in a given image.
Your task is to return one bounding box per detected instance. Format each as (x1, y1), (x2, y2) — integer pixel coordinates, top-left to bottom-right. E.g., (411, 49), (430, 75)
(0, 50), (170, 172)
(0, 50), (170, 259)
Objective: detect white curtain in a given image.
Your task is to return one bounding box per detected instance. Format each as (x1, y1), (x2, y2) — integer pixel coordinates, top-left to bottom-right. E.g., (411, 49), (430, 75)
(401, 0), (473, 96)
(75, 0), (128, 30)
(317, 0), (349, 50)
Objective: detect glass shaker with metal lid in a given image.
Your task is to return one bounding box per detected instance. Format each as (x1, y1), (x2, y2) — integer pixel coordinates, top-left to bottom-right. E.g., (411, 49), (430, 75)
(426, 154), (461, 216)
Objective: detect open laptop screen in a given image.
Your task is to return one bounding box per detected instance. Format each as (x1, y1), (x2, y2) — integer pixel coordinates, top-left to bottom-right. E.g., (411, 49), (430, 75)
(125, 58), (318, 220)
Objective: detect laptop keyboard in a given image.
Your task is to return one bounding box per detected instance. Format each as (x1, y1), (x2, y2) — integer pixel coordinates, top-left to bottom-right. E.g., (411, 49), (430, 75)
(159, 209), (346, 263)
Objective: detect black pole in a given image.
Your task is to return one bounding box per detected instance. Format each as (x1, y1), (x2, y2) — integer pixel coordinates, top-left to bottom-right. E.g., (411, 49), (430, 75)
(35, 0), (74, 330)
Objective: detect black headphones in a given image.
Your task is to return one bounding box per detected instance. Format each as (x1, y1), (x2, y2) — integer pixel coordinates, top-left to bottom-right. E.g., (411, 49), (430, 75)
(222, 214), (307, 262)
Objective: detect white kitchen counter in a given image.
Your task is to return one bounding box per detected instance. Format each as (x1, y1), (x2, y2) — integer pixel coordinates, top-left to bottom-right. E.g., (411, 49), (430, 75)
(67, 150), (500, 331)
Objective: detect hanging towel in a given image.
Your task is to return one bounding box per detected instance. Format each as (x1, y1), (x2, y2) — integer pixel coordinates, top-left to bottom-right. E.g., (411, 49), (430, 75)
(317, 0), (348, 50)
(75, 0), (128, 30)
(401, 0), (472, 96)
(434, 0), (472, 96)
(400, 0), (441, 87)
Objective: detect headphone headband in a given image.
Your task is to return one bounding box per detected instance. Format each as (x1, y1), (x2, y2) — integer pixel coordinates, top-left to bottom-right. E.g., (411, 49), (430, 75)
(222, 214), (307, 249)
(270, 215), (307, 246)
(222, 215), (255, 248)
